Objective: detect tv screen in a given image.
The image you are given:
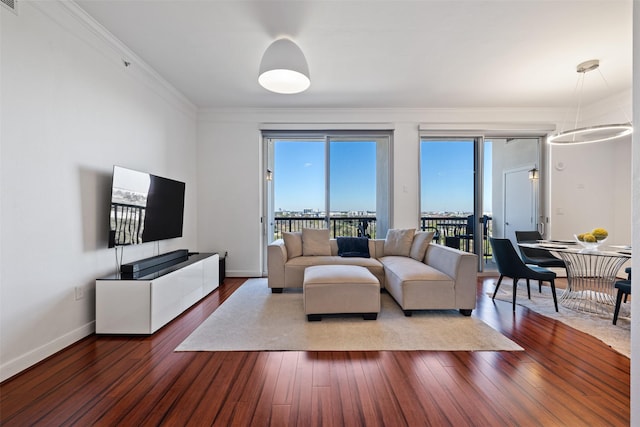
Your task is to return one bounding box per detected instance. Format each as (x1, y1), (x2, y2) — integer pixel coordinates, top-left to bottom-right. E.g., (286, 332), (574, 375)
(108, 166), (186, 248)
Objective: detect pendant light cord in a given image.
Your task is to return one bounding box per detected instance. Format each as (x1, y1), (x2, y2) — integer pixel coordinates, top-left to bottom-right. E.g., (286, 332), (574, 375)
(596, 68), (632, 124)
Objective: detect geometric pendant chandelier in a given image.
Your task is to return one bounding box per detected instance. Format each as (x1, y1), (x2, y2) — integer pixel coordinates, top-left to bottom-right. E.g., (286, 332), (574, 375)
(548, 59), (633, 145)
(258, 38), (310, 94)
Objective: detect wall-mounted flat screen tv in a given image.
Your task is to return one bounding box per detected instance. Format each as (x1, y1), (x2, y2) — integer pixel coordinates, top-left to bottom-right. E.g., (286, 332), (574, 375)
(108, 166), (186, 248)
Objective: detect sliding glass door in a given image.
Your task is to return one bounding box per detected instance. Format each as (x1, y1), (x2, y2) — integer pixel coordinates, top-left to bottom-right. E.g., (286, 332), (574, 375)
(263, 132), (391, 272)
(329, 139), (379, 237)
(419, 135), (541, 272)
(488, 137), (541, 249)
(420, 138), (482, 260)
(273, 139), (326, 225)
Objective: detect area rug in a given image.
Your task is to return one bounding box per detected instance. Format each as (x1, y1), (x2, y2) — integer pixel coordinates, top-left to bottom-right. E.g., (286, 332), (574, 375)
(176, 278), (522, 352)
(489, 278), (630, 357)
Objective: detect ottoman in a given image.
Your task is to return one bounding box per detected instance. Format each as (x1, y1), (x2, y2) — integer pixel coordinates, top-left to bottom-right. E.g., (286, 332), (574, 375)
(303, 265), (380, 321)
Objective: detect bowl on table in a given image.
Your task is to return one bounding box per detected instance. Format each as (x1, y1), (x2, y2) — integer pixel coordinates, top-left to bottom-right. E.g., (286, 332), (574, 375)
(574, 234), (607, 252)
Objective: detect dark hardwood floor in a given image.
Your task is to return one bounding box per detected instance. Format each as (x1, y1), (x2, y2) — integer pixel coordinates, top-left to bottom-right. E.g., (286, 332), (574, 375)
(1, 276), (630, 426)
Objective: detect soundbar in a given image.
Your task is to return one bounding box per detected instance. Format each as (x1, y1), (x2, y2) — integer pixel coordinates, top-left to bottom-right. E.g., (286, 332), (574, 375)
(120, 249), (189, 274)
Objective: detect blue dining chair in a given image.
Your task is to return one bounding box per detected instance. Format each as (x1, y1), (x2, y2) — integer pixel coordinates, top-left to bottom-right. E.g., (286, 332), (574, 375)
(515, 230), (567, 292)
(613, 267), (631, 325)
(490, 237), (559, 312)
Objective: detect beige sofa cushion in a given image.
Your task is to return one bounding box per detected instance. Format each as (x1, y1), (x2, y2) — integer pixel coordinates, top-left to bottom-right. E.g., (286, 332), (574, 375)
(286, 255), (383, 269)
(384, 228), (415, 257)
(380, 255), (456, 310)
(302, 228), (331, 256)
(283, 232), (303, 258)
(409, 231), (435, 261)
(380, 255), (452, 282)
(285, 255), (385, 288)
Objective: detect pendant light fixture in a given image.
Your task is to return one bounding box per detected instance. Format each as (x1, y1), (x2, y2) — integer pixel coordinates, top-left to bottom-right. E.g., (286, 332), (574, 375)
(548, 59), (632, 145)
(258, 38), (310, 94)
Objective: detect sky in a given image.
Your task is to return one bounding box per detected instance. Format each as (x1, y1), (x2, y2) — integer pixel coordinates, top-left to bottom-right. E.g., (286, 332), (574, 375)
(419, 140), (493, 213)
(274, 140), (376, 212)
(273, 139), (492, 214)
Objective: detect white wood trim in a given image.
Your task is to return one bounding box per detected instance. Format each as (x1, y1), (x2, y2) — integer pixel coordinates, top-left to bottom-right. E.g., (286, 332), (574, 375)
(0, 322), (95, 382)
(259, 122), (395, 131)
(419, 122), (555, 136)
(30, 1), (197, 118)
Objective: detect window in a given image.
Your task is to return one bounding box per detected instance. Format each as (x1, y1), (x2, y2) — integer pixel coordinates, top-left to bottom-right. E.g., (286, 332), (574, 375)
(264, 132), (392, 245)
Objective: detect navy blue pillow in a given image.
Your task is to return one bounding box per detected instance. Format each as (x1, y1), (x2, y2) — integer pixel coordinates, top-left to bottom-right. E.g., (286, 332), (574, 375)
(337, 237), (370, 258)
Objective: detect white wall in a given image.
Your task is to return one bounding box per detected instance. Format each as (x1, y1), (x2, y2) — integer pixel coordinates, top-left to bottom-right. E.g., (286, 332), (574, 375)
(549, 135), (632, 244)
(0, 2), (198, 381)
(197, 118), (262, 276)
(630, 1), (639, 423)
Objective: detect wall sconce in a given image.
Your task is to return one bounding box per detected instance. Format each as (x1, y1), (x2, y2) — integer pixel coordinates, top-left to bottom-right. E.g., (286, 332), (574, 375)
(266, 169), (273, 181)
(529, 167), (539, 180)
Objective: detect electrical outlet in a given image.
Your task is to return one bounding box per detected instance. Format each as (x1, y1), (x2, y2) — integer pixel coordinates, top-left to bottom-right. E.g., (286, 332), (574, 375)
(75, 286), (84, 300)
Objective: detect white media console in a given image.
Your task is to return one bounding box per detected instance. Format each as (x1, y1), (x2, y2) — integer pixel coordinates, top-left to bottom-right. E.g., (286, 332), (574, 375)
(96, 252), (219, 334)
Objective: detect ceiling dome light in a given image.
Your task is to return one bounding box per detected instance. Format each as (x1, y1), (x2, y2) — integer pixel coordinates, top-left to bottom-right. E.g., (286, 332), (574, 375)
(258, 38), (310, 94)
(548, 59), (633, 145)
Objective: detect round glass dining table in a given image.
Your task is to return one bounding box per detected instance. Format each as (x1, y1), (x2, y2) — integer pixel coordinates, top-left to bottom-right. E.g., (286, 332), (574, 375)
(518, 242), (631, 315)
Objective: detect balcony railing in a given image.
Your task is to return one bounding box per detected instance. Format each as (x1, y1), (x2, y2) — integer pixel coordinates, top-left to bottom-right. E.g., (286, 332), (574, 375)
(274, 217), (377, 239)
(110, 203), (145, 246)
(273, 215), (492, 255)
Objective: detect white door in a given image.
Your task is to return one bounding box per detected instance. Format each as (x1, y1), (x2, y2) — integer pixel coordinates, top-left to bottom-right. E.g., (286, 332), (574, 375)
(504, 167), (536, 248)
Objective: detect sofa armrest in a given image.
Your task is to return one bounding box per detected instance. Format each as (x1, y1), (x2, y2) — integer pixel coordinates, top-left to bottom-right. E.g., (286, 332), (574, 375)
(268, 239), (287, 289)
(424, 243), (477, 309)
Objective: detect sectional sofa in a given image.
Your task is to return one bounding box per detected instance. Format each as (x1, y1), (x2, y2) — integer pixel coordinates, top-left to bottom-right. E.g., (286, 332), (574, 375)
(267, 228), (478, 316)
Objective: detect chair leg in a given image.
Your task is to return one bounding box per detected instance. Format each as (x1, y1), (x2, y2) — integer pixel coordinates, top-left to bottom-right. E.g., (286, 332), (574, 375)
(525, 279), (531, 299)
(613, 288), (625, 325)
(512, 278), (519, 311)
(492, 275), (504, 300)
(538, 280), (542, 293)
(549, 279), (558, 312)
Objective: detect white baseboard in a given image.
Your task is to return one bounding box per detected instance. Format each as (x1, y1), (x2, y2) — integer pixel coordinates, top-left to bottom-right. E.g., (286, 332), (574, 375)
(0, 321), (95, 382)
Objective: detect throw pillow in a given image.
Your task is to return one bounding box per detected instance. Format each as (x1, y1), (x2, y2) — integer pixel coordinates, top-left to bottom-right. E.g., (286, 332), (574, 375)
(384, 228), (416, 256)
(409, 231), (435, 261)
(337, 236), (370, 258)
(302, 228), (331, 256)
(283, 231), (302, 259)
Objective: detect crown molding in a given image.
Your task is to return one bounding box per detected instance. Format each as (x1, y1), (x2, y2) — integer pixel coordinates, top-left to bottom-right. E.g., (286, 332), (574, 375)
(29, 1), (196, 118)
(197, 106), (568, 126)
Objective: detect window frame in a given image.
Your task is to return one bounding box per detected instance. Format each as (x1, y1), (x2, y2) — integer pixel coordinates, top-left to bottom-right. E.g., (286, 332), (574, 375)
(262, 130), (393, 271)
